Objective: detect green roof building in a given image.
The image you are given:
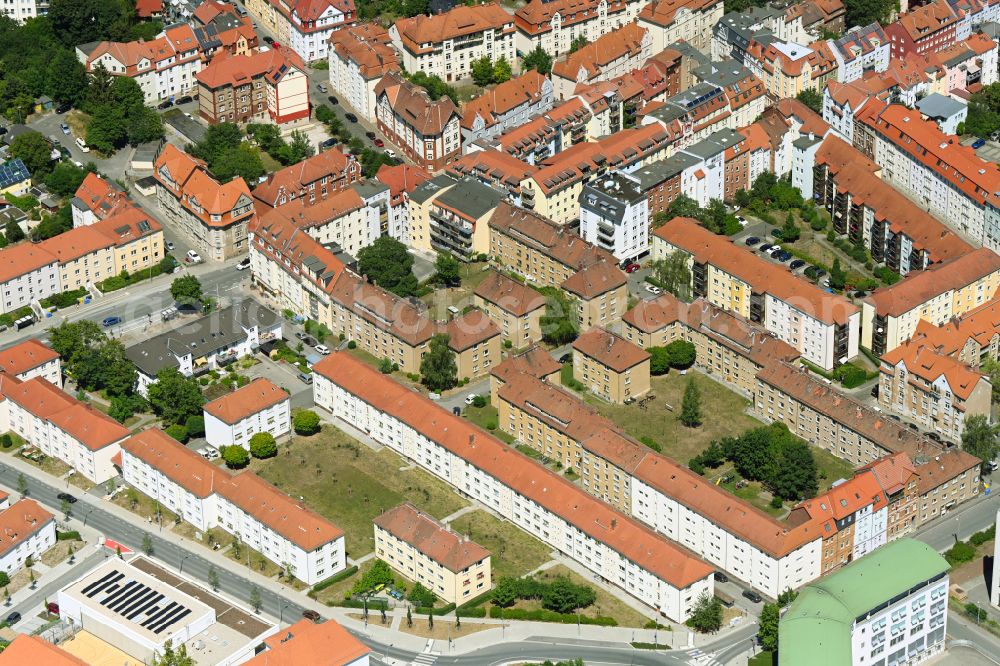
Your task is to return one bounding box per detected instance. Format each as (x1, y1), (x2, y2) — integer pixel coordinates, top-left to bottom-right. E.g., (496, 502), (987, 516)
(779, 539), (949, 666)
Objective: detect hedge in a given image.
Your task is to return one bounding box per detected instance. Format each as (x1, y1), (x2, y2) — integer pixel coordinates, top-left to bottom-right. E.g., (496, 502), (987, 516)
(459, 607), (487, 618)
(311, 565), (358, 592)
(57, 531), (81, 541)
(632, 642), (669, 650)
(333, 598), (388, 610)
(415, 602), (456, 616)
(457, 589), (495, 611)
(970, 525), (996, 547)
(487, 606), (617, 626)
(40, 288), (88, 309)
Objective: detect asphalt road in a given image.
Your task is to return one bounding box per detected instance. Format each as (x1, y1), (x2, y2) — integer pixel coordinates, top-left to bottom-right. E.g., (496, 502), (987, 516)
(915, 491), (1000, 552)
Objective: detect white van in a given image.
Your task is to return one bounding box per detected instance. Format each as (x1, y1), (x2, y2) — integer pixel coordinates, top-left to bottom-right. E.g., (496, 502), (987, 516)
(75, 137), (90, 153)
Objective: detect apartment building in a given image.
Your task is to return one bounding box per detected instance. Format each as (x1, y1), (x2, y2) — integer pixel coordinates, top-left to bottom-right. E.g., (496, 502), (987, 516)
(203, 378), (291, 449)
(743, 38), (839, 100)
(120, 428), (346, 584)
(489, 346), (562, 407)
(375, 163), (432, 245)
(514, 0), (640, 57)
(0, 244), (59, 315)
(0, 499), (55, 576)
(242, 0), (355, 62)
(0, 339), (60, 386)
(781, 539), (948, 666)
(390, 3), (515, 83)
(153, 144), (256, 261)
(624, 153), (701, 217)
(374, 503), (492, 605)
(473, 270), (546, 349)
(126, 301), (282, 394)
(551, 23), (651, 100)
(802, 135), (972, 276)
(446, 309), (501, 380)
(71, 173), (129, 227)
(572, 328), (650, 403)
(859, 453), (920, 541)
(653, 217), (859, 371)
(196, 46), (310, 125)
(252, 148), (361, 211)
(638, 0), (725, 52)
(723, 124), (771, 201)
(461, 71), (553, 148)
(860, 248), (1000, 356)
(905, 295), (1000, 368)
(374, 72), (461, 172)
(312, 352), (715, 621)
(447, 151), (540, 207)
(691, 60), (767, 130)
(245, 619), (369, 666)
(191, 0), (260, 63)
(408, 176), (505, 261)
(884, 0), (969, 59)
(0, 0), (47, 22)
(855, 102), (1000, 252)
(622, 293), (800, 396)
(327, 23), (399, 123)
(830, 23), (890, 83)
(562, 258), (628, 331)
(578, 169), (650, 263)
(76, 24), (203, 104)
(915, 448), (982, 523)
(879, 340), (992, 442)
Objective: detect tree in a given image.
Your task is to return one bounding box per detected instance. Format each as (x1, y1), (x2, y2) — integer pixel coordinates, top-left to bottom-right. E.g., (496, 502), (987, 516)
(494, 57), (512, 83)
(293, 409), (321, 435)
(86, 105), (129, 154)
(687, 592), (722, 633)
(142, 534), (153, 556)
(435, 252), (462, 287)
(170, 275), (203, 306)
(222, 445), (250, 469)
(665, 340), (696, 369)
(49, 0), (131, 45)
(357, 236), (419, 297)
(190, 122), (243, 164)
(0, 573), (9, 588)
(110, 76), (146, 116)
(982, 357), (1000, 403)
(185, 415), (205, 438)
(17, 473), (26, 496)
(420, 333), (457, 393)
(779, 213), (800, 242)
(758, 602), (780, 652)
(127, 106), (164, 145)
(653, 251), (692, 302)
(648, 347), (671, 375)
(146, 367), (205, 424)
(522, 45), (553, 75)
(9, 130), (52, 178)
(4, 217), (24, 244)
(165, 424), (188, 442)
(406, 605), (412, 627)
(796, 88), (823, 115)
(33, 205), (74, 240)
(666, 194), (701, 220)
(829, 258), (846, 291)
(568, 35), (588, 53)
(769, 436), (819, 500)
(471, 56), (495, 86)
(966, 83), (1000, 138)
(44, 161), (90, 196)
(46, 49), (89, 106)
(98, 339), (137, 397)
(542, 577), (595, 613)
(491, 576), (518, 607)
(217, 143), (266, 182)
(680, 378), (701, 427)
(845, 0), (897, 31)
(208, 565), (219, 591)
(962, 414), (998, 472)
(408, 582), (436, 607)
(151, 640), (196, 666)
(249, 432), (278, 459)
(351, 559), (395, 595)
(249, 585), (262, 613)
(540, 288), (579, 345)
(61, 498), (71, 518)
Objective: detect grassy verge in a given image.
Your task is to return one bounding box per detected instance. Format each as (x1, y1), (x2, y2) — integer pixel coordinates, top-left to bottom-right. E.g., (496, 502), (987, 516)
(464, 405), (513, 443)
(253, 427), (469, 557)
(447, 510), (551, 580)
(535, 564), (651, 627)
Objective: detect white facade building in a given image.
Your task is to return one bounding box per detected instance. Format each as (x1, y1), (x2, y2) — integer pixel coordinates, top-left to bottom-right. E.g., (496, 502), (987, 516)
(203, 378), (291, 450)
(578, 174), (650, 263)
(0, 499), (55, 576)
(0, 0), (46, 22)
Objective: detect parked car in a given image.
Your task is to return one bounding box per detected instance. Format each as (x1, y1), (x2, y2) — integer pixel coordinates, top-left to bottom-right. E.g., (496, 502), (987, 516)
(742, 590), (762, 604)
(320, 137), (338, 149)
(202, 448), (219, 461)
(6, 612), (21, 625)
(758, 243), (773, 253)
(186, 249), (202, 263)
(558, 353), (572, 363)
(76, 136), (90, 152)
(365, 131), (376, 140)
(736, 215), (748, 226)
(236, 257), (251, 270)
(714, 571), (729, 583)
(385, 149), (396, 159)
(46, 602), (59, 616)
(298, 372), (313, 384)
(345, 112), (358, 123)
(745, 236), (760, 246)
(55, 102), (71, 114)
(464, 393), (478, 405)
(263, 35), (274, 44)
(158, 99), (174, 110)
(625, 263), (639, 273)
(373, 138), (384, 147)
(927, 432), (942, 442)
(60, 123), (70, 134)
(57, 492), (77, 503)
(102, 316), (123, 327)
(789, 259), (806, 270)
(165, 241), (175, 251)
(314, 344), (330, 355)
(776, 251), (792, 262)
(302, 609), (322, 622)
(317, 83), (327, 93)
(644, 284), (661, 295)
(176, 95), (193, 104)
(303, 335), (319, 347)
(327, 95), (339, 105)
(972, 138), (986, 149)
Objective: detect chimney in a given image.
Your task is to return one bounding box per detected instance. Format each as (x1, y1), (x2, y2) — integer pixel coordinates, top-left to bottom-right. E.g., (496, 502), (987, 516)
(611, 518), (617, 529)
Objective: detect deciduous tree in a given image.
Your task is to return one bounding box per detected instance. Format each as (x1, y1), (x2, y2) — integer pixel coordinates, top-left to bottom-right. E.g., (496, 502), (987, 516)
(146, 367), (205, 424)
(687, 593), (722, 633)
(249, 432), (278, 459)
(653, 250), (692, 302)
(434, 251), (461, 287)
(222, 445), (250, 469)
(962, 414), (998, 472)
(9, 130), (52, 178)
(522, 46), (553, 75)
(170, 275), (203, 305)
(293, 410), (321, 435)
(679, 378), (701, 427)
(357, 235), (418, 297)
(420, 334), (457, 393)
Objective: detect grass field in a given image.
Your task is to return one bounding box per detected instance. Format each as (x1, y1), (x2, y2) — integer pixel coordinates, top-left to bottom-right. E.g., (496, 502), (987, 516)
(588, 371), (762, 464)
(463, 405), (514, 443)
(253, 427), (469, 557)
(420, 262), (492, 318)
(447, 510), (551, 580)
(535, 564), (651, 627)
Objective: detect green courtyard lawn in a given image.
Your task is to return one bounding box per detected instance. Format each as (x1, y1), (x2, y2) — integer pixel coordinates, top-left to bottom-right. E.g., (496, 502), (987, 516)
(420, 262), (492, 318)
(252, 426), (469, 558)
(463, 405), (513, 444)
(587, 370), (763, 464)
(447, 510), (552, 580)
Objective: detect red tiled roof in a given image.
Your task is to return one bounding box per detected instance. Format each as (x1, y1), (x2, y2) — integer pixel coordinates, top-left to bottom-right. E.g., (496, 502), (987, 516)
(881, 339), (988, 401)
(374, 503), (490, 572)
(572, 327), (650, 372)
(473, 269), (546, 316)
(374, 71), (461, 136)
(203, 378), (289, 424)
(445, 309), (500, 352)
(0, 499), (54, 558)
(552, 23), (647, 83)
(0, 635), (85, 665)
(0, 339), (59, 377)
(394, 3), (512, 53)
(247, 619), (369, 666)
(461, 71), (549, 130)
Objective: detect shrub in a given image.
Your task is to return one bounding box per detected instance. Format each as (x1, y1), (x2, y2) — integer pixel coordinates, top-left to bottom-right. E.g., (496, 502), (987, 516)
(56, 531), (81, 541)
(770, 496), (783, 509)
(487, 606), (617, 625)
(835, 364), (868, 389)
(249, 432), (278, 459)
(378, 357), (394, 374)
(945, 541), (976, 566)
(311, 565), (358, 593)
(165, 424), (188, 443)
(970, 526), (996, 547)
(185, 415), (205, 438)
(0, 572), (8, 587)
(347, 340), (357, 349)
(293, 410), (321, 435)
(689, 458), (706, 475)
(472, 395), (487, 408)
(639, 436), (662, 453)
(0, 434), (11, 448)
(222, 445), (250, 469)
(408, 582), (437, 607)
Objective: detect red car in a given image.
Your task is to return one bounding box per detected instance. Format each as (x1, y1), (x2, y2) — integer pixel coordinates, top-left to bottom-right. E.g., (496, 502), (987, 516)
(625, 263), (640, 273)
(374, 138), (384, 147)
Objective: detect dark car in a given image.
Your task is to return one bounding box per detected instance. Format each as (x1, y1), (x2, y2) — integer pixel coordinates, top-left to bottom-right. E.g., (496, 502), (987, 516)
(927, 432), (942, 442)
(57, 492), (77, 503)
(102, 316), (122, 327)
(6, 612), (21, 625)
(0, 127), (7, 136)
(365, 131), (376, 140)
(745, 236), (760, 246)
(972, 138), (986, 149)
(714, 571), (729, 583)
(158, 99), (174, 110)
(176, 95), (193, 104)
(758, 243), (774, 254)
(327, 95), (339, 105)
(803, 266), (819, 279)
(789, 259), (806, 270)
(854, 290), (870, 298)
(295, 331), (308, 340)
(742, 590), (763, 604)
(303, 335), (319, 347)
(345, 112), (358, 123)
(871, 385), (879, 398)
(559, 353), (572, 363)
(320, 137), (338, 149)
(908, 422), (919, 431)
(55, 102), (72, 114)
(776, 251), (792, 262)
(302, 609), (321, 622)
(263, 35), (274, 44)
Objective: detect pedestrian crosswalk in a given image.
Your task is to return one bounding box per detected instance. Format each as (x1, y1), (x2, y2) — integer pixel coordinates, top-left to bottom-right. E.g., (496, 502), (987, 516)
(411, 652), (437, 666)
(686, 648), (723, 666)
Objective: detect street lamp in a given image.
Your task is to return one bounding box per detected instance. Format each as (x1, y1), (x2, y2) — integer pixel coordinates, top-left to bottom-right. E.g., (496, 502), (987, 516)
(279, 602), (291, 627)
(179, 553), (190, 574)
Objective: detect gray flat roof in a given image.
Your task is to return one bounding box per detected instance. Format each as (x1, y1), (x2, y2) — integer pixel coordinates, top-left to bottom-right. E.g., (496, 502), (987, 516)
(410, 174), (457, 205)
(434, 177), (504, 219)
(629, 152), (701, 187)
(916, 93), (966, 120)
